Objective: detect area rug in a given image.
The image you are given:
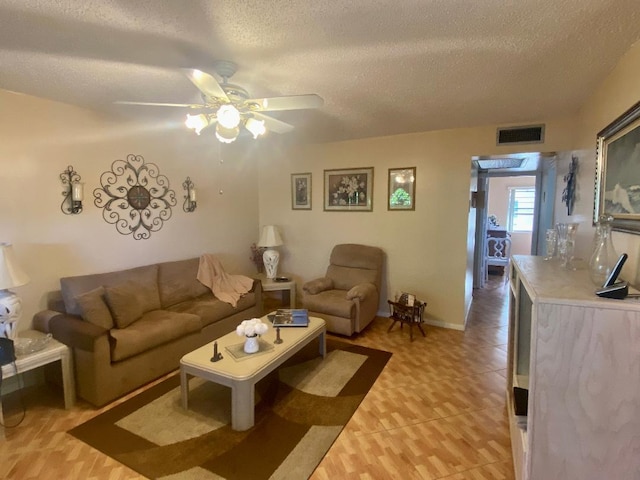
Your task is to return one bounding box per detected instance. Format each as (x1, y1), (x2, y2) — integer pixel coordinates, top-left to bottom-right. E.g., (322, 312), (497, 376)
(69, 339), (391, 480)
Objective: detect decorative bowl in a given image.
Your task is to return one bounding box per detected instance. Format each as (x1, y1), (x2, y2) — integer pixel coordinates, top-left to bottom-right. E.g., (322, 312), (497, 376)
(15, 334), (53, 356)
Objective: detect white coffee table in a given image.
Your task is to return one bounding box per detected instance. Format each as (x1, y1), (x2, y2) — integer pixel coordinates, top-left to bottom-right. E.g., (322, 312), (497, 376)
(180, 315), (326, 431)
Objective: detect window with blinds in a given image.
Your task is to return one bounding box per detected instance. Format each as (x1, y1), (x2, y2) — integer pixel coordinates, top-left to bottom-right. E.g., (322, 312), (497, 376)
(507, 187), (535, 232)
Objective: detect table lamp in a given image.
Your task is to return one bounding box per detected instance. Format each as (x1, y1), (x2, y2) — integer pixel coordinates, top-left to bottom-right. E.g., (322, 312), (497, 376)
(0, 243), (30, 340)
(257, 226), (284, 279)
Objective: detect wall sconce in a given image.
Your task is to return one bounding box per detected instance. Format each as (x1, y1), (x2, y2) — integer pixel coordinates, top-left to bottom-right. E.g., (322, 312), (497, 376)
(60, 165), (84, 215)
(183, 177), (197, 212)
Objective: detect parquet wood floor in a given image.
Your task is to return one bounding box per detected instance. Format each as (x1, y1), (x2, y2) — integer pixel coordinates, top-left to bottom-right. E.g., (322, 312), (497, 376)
(0, 276), (514, 479)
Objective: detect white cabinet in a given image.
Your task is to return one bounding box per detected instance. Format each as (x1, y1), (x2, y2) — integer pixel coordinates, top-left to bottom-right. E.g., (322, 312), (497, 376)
(507, 255), (640, 480)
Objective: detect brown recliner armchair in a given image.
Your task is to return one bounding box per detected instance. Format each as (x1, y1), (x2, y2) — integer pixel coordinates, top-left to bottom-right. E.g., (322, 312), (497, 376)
(302, 244), (384, 336)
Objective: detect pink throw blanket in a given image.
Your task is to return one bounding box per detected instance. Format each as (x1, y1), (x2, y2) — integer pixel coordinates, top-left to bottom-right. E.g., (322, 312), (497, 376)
(196, 254), (254, 307)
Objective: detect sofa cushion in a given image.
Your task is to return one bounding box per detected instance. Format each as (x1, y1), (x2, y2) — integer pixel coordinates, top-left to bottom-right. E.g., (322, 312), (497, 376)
(158, 258), (210, 308)
(75, 286), (114, 330)
(104, 282), (144, 329)
(167, 290), (257, 328)
(61, 264), (161, 316)
(109, 310), (201, 362)
(303, 289), (355, 319)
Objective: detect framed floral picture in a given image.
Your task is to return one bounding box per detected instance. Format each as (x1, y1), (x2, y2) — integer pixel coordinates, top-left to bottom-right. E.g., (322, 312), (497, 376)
(291, 172), (312, 210)
(594, 100), (640, 233)
(324, 167), (374, 211)
(388, 167), (416, 210)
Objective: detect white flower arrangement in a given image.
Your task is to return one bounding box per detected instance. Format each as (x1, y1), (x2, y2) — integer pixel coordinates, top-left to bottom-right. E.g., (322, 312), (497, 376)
(236, 318), (269, 337)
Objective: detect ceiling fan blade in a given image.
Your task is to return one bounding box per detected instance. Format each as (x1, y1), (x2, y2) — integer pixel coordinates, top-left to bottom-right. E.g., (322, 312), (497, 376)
(252, 112), (295, 134)
(244, 94), (324, 112)
(182, 68), (229, 102)
(115, 101), (204, 108)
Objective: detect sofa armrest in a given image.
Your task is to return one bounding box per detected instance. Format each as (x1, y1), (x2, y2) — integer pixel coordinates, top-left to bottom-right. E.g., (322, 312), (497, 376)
(48, 313), (109, 352)
(33, 309), (64, 334)
(303, 277), (334, 295)
(346, 282), (377, 301)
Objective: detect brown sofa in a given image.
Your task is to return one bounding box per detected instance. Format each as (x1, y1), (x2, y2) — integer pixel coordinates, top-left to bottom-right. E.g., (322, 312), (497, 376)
(33, 257), (262, 407)
(302, 244), (384, 336)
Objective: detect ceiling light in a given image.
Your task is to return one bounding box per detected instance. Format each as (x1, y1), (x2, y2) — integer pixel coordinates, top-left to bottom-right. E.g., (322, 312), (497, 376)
(245, 118), (266, 138)
(185, 114), (209, 135)
(216, 105), (241, 129)
(476, 158), (524, 169)
(215, 124), (239, 143)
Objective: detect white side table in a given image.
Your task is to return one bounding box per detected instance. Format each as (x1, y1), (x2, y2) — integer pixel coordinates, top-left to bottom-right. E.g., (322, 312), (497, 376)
(254, 273), (296, 308)
(1, 330), (75, 435)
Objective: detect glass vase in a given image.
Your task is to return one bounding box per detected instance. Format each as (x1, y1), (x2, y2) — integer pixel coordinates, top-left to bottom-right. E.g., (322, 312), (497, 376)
(589, 215), (618, 286)
(244, 335), (259, 354)
(544, 229), (557, 260)
(556, 222), (579, 269)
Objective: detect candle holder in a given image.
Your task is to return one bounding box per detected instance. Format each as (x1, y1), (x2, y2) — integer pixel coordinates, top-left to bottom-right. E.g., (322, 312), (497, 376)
(210, 341), (223, 362)
(274, 326), (283, 344)
(60, 165), (84, 215)
(183, 177), (197, 213)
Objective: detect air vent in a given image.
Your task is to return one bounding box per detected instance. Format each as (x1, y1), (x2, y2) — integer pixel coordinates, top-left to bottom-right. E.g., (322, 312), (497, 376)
(496, 125), (544, 145)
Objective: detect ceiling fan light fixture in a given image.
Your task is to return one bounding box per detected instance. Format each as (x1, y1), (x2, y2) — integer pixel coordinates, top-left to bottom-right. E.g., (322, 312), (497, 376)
(215, 124), (239, 143)
(216, 104), (241, 129)
(245, 117), (266, 139)
(185, 113), (209, 135)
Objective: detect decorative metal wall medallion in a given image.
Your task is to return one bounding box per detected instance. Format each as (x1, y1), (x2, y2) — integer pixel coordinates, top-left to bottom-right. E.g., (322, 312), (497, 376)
(93, 154), (177, 240)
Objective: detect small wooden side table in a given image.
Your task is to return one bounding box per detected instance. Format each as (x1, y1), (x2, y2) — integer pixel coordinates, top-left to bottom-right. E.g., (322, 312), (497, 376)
(387, 297), (427, 341)
(1, 330), (75, 435)
(254, 273), (296, 308)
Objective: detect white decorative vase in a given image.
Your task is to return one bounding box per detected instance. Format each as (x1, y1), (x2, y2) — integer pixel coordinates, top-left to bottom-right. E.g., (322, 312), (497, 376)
(244, 335), (259, 354)
(262, 249), (280, 279)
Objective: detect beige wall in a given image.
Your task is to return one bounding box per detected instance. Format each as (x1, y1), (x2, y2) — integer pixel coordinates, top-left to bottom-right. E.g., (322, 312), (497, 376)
(574, 41), (640, 284)
(258, 39), (640, 330)
(488, 176), (536, 256)
(6, 39), (640, 334)
(553, 149), (595, 262)
(1, 90), (260, 332)
(259, 119), (576, 329)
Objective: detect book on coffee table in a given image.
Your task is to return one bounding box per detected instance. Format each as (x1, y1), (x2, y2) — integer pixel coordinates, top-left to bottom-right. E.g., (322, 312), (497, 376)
(270, 309), (309, 327)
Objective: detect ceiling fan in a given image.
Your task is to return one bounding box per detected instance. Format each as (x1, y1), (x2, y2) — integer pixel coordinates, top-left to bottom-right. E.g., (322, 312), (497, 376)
(116, 60), (324, 143)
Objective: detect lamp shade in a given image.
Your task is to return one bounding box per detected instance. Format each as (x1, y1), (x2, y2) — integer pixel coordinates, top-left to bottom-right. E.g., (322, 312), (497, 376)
(0, 243), (30, 289)
(257, 226), (283, 248)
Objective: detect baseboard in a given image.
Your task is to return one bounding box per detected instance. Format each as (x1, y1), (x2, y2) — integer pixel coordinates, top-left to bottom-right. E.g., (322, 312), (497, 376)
(379, 312), (465, 331)
(424, 319), (465, 331)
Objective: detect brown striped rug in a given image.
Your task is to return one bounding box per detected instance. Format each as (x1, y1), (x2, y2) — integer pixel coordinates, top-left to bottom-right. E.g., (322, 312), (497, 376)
(69, 339), (391, 479)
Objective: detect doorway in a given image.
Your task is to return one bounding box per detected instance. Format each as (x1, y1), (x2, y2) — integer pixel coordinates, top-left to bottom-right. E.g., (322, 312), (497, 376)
(471, 153), (557, 289)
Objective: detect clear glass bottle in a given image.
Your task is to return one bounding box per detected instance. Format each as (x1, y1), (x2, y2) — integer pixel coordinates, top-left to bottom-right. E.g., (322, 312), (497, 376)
(544, 228), (557, 260)
(589, 215), (618, 286)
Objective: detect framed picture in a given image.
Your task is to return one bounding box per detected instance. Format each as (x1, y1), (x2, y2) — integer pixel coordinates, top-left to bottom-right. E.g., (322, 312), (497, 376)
(323, 167), (374, 211)
(388, 167), (416, 210)
(291, 173), (312, 210)
(594, 100), (640, 234)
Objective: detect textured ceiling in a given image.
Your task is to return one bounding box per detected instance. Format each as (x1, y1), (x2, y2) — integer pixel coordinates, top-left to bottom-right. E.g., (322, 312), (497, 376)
(1, 0), (639, 144)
